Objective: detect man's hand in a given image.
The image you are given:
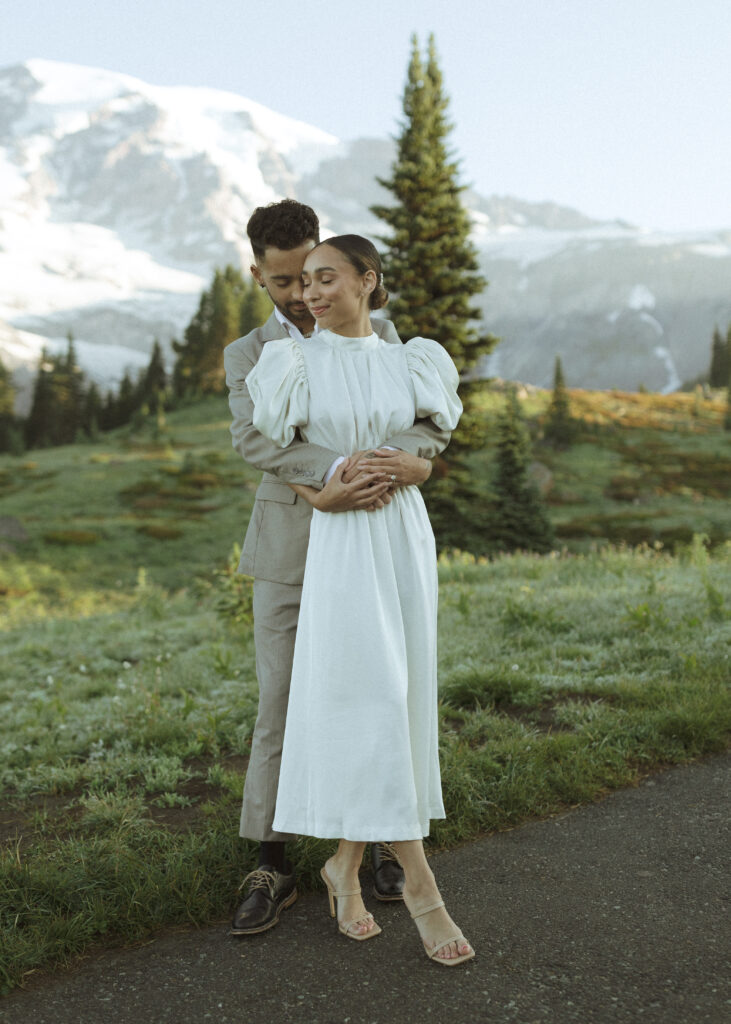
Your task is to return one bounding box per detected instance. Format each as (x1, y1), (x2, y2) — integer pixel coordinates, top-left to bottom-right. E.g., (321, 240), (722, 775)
(289, 457), (393, 513)
(352, 449), (432, 488)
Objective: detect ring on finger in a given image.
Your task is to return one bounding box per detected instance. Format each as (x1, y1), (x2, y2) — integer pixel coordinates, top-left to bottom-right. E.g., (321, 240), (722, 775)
(390, 474), (397, 483)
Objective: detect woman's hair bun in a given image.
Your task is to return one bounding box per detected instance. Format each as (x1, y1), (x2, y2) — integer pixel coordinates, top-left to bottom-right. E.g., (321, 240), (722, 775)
(369, 284), (389, 310)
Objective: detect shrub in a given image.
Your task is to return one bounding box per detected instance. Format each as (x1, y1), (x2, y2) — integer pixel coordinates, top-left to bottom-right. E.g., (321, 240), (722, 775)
(135, 523), (183, 540)
(44, 530), (100, 546)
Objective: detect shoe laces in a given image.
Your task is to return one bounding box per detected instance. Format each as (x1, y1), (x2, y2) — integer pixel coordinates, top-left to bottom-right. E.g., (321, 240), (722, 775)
(376, 842), (401, 864)
(238, 868), (276, 897)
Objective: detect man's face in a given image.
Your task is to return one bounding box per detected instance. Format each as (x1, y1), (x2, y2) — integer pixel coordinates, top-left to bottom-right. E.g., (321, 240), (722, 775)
(251, 240), (317, 328)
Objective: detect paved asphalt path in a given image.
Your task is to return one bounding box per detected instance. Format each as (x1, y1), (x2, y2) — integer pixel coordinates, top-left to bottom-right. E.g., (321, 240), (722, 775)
(1, 753), (729, 1024)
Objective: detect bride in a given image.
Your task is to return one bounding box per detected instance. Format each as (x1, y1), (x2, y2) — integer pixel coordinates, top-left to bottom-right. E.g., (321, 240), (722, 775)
(245, 233), (474, 966)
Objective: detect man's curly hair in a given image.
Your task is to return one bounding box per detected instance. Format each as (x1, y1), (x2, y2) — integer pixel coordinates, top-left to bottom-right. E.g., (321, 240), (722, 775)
(247, 199), (320, 260)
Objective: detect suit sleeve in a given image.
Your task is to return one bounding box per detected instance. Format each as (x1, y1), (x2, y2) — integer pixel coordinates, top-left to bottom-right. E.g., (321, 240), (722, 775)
(224, 340), (339, 489)
(373, 318), (453, 458)
(383, 417), (452, 460)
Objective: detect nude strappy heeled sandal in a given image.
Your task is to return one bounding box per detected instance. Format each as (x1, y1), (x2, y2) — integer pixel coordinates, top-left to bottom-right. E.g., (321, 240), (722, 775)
(409, 899), (475, 966)
(320, 866), (382, 941)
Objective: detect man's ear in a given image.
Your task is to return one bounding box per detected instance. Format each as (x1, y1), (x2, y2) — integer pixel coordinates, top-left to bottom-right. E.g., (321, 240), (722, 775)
(251, 264), (265, 288)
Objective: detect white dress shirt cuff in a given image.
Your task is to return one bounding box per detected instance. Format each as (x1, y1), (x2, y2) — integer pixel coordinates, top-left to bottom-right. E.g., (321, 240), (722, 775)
(324, 455), (346, 484)
(324, 446), (399, 484)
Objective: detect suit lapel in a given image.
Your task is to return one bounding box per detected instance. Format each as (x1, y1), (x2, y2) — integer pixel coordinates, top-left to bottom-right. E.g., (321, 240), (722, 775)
(261, 311), (288, 342)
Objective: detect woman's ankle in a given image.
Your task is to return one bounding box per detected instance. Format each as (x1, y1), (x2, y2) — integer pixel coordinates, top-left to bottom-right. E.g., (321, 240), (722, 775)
(403, 873), (441, 907)
(326, 852), (360, 883)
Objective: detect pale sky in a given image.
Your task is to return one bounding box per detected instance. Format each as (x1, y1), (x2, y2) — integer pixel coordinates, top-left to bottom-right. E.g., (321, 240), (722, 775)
(3, 0), (730, 230)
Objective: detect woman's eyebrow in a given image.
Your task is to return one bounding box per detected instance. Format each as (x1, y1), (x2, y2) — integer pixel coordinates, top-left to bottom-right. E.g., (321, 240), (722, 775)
(306, 265), (337, 275)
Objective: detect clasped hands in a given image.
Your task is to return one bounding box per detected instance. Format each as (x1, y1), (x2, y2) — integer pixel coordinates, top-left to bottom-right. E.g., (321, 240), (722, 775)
(292, 449), (432, 513)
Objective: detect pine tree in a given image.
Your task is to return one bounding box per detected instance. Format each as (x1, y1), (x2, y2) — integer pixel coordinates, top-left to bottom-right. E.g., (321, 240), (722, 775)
(25, 350), (56, 449)
(371, 35), (492, 377)
(491, 387), (554, 554)
(115, 371), (138, 427)
(0, 357), (22, 454)
(544, 355), (575, 448)
(82, 381), (102, 440)
(53, 334), (86, 443)
(371, 34), (497, 554)
(240, 276), (272, 336)
(99, 390), (116, 432)
(173, 266), (250, 397)
(709, 325), (730, 387)
(138, 340), (168, 413)
(0, 357), (14, 420)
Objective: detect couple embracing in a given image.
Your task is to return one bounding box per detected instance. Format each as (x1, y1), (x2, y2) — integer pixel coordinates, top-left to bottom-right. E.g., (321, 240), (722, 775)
(224, 199), (474, 966)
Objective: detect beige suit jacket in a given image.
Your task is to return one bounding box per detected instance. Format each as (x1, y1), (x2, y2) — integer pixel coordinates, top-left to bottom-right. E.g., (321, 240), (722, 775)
(224, 311), (452, 584)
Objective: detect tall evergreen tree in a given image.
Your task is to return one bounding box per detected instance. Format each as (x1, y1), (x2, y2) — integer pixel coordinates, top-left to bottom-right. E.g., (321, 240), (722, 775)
(82, 381), (103, 440)
(240, 276), (273, 336)
(371, 35), (492, 377)
(544, 355), (575, 448)
(25, 340), (94, 448)
(371, 34), (498, 553)
(115, 371), (138, 427)
(25, 350), (56, 449)
(172, 265), (251, 397)
(53, 334), (86, 443)
(98, 389), (116, 432)
(138, 340), (168, 413)
(709, 325), (730, 387)
(0, 357), (22, 454)
(491, 387), (554, 554)
(0, 357), (14, 421)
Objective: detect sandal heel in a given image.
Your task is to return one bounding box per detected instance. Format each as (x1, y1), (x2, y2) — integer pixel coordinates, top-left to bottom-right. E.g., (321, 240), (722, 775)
(320, 866), (382, 942)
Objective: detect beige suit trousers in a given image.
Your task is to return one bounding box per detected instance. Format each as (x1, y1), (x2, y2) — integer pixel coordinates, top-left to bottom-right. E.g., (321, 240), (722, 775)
(239, 579), (302, 841)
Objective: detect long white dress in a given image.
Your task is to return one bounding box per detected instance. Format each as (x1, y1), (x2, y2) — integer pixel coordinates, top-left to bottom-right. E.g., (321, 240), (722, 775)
(246, 328), (462, 841)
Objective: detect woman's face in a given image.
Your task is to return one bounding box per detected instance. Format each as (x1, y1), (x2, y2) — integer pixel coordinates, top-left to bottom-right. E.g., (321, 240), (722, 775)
(301, 244), (374, 335)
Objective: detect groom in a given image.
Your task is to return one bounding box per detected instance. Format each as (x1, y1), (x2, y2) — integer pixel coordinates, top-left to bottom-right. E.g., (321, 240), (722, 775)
(224, 199), (451, 935)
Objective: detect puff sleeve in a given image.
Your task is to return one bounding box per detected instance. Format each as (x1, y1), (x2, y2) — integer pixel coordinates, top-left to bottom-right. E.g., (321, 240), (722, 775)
(404, 337), (463, 431)
(245, 338), (309, 448)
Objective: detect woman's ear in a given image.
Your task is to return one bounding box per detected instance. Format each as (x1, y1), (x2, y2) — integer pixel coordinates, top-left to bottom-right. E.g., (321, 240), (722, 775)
(362, 269), (377, 297)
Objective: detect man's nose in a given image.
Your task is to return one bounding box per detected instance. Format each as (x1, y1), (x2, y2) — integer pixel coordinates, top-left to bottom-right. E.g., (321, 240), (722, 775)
(292, 279), (305, 301)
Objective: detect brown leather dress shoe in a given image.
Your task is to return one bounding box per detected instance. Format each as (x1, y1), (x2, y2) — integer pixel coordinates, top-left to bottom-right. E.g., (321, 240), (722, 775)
(230, 865), (298, 935)
(371, 843), (405, 902)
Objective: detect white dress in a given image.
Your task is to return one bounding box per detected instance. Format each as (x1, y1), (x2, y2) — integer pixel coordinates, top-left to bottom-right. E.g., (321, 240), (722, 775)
(246, 328), (462, 841)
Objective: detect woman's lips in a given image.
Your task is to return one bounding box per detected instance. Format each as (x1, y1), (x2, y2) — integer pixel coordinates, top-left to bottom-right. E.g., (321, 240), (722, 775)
(310, 305), (329, 316)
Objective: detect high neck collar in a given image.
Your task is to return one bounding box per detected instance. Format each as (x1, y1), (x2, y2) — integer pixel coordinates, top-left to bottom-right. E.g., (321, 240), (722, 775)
(316, 328), (380, 350)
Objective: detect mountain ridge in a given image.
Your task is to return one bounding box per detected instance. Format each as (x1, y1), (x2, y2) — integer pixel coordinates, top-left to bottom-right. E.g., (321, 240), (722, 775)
(1, 58), (730, 408)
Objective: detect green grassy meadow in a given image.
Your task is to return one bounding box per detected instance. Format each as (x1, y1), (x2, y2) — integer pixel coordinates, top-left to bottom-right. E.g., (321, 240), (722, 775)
(1, 388), (730, 991)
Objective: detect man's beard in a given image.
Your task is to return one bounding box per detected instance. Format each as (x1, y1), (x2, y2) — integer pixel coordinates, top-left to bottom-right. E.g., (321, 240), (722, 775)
(282, 301), (312, 325)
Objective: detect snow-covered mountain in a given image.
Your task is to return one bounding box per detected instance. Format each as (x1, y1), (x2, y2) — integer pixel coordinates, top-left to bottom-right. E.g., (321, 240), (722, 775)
(1, 58), (730, 410)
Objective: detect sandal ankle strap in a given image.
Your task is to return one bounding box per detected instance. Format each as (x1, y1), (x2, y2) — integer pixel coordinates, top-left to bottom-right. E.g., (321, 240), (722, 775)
(410, 899), (445, 920)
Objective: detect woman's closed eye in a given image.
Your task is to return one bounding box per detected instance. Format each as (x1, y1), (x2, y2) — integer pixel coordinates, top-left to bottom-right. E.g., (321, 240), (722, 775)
(303, 277), (333, 289)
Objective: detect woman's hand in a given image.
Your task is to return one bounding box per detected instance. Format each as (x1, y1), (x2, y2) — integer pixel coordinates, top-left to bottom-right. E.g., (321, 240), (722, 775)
(289, 458), (393, 513)
(350, 449), (433, 488)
